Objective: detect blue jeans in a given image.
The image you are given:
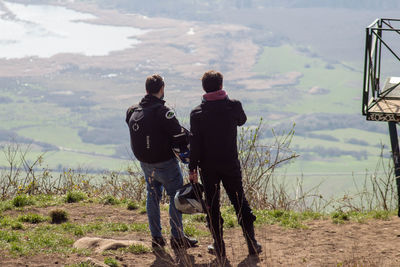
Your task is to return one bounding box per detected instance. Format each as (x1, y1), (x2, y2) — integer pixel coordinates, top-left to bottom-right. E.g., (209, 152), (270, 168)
(140, 158), (183, 239)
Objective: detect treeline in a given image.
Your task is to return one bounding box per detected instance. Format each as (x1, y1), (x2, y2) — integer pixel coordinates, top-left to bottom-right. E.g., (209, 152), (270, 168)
(267, 113), (387, 138)
(94, 0), (399, 21)
(0, 129), (58, 152)
(295, 145), (368, 161)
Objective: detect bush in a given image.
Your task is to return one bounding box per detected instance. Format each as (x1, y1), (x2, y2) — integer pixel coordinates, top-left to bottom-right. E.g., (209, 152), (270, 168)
(66, 191), (87, 203)
(12, 194), (33, 207)
(50, 209), (68, 224)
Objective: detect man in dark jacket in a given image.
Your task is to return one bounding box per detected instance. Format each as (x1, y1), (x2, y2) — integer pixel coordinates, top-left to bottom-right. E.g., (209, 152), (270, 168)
(189, 70), (262, 259)
(126, 74), (197, 250)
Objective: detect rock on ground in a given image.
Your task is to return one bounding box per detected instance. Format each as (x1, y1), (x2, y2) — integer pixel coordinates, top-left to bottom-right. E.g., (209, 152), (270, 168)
(73, 237), (148, 253)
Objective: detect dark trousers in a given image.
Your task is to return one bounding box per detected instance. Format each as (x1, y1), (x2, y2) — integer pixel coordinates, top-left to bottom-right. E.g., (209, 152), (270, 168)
(200, 161), (256, 254)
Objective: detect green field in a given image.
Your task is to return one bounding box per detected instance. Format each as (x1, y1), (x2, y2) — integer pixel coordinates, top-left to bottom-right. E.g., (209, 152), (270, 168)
(0, 78), (127, 171)
(252, 44), (393, 193)
(17, 126), (115, 156)
(254, 45), (361, 115)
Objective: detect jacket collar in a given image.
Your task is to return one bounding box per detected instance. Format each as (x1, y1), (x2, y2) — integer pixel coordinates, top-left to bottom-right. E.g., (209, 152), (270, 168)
(140, 94), (165, 107)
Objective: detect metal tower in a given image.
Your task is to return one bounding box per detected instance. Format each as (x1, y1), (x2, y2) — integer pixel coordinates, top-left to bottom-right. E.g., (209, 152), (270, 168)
(362, 18), (400, 215)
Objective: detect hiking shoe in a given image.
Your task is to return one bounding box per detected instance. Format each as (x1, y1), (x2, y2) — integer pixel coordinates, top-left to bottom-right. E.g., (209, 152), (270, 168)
(151, 237), (166, 249)
(248, 241), (262, 255)
(170, 235), (198, 249)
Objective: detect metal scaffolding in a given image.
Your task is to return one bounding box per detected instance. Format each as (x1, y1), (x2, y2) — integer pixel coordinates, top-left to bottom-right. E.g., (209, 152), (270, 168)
(362, 18), (400, 216)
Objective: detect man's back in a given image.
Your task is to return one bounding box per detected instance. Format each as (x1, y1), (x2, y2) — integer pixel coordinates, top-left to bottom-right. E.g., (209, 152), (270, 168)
(189, 98), (246, 169)
(126, 94), (186, 164)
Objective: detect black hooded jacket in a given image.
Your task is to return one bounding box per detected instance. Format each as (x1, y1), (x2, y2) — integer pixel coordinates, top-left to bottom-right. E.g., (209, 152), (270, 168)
(126, 94), (188, 164)
(189, 97), (246, 171)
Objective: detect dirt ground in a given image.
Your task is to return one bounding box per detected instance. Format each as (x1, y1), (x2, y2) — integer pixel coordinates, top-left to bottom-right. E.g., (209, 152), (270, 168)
(1, 203), (400, 267)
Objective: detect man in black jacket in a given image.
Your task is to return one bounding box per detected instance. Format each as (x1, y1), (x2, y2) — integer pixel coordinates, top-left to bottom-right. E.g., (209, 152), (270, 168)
(126, 74), (197, 250)
(189, 70), (262, 259)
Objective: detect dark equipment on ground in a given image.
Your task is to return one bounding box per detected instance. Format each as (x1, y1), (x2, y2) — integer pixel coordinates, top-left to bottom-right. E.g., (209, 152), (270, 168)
(362, 18), (400, 216)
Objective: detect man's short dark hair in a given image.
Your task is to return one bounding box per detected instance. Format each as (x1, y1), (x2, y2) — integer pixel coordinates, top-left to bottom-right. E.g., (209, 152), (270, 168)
(146, 74), (164, 94)
(202, 70), (223, 93)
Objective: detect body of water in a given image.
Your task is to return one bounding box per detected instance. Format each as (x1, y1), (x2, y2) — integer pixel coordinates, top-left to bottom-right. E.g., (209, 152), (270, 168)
(0, 1), (146, 59)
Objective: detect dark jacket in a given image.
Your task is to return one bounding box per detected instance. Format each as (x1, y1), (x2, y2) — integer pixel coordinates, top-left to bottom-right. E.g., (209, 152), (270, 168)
(126, 94), (188, 164)
(189, 97), (246, 171)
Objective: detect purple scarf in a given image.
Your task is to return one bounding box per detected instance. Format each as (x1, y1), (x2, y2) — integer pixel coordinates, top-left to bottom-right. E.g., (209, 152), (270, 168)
(203, 90), (227, 101)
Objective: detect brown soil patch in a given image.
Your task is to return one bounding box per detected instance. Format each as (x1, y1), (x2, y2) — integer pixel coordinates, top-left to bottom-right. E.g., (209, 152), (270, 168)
(1, 203), (400, 266)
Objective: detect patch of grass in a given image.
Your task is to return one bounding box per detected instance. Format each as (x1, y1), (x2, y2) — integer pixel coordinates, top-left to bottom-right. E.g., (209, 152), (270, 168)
(84, 222), (104, 233)
(219, 207), (309, 229)
(160, 203), (169, 212)
(191, 214), (207, 223)
(10, 242), (24, 254)
(18, 213), (47, 224)
(371, 210), (391, 221)
(300, 211), (325, 220)
(102, 195), (119, 205)
(0, 230), (20, 242)
(62, 220), (147, 237)
(183, 224), (209, 237)
(24, 225), (75, 254)
(11, 222), (24, 230)
(221, 206), (238, 228)
(130, 223), (149, 232)
(184, 213), (206, 223)
(104, 257), (120, 267)
(61, 222), (86, 236)
(273, 211), (305, 228)
(127, 201), (139, 210)
(108, 223), (129, 232)
(331, 211), (350, 224)
(73, 227), (85, 237)
(65, 263), (95, 267)
(66, 191), (87, 203)
(328, 210), (394, 224)
(49, 209), (68, 224)
(61, 222), (108, 236)
(0, 216), (16, 228)
(124, 244), (151, 254)
(224, 216), (237, 228)
(31, 194), (62, 207)
(0, 201), (13, 212)
(139, 207), (146, 214)
(347, 211), (368, 223)
(254, 209), (307, 229)
(12, 194), (34, 207)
